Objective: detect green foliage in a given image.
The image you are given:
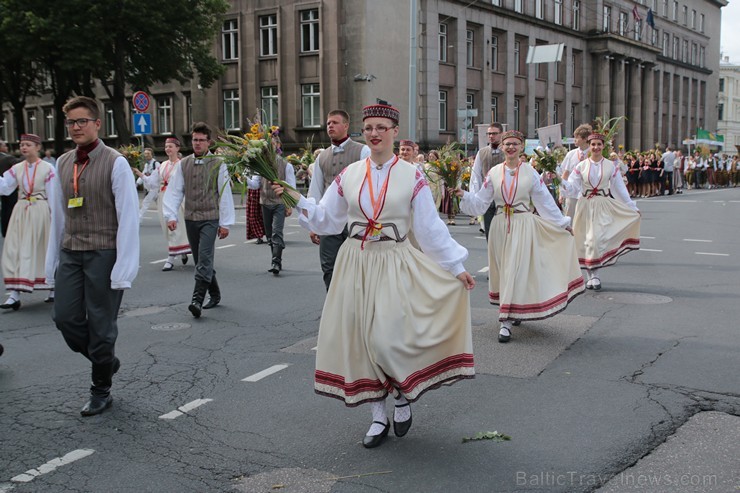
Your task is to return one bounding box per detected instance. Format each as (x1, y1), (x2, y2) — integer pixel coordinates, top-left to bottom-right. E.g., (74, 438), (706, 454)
(461, 431), (512, 443)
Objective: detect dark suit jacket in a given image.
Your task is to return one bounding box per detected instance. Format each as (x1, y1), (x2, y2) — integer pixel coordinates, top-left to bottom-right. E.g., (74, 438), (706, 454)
(0, 152), (20, 237)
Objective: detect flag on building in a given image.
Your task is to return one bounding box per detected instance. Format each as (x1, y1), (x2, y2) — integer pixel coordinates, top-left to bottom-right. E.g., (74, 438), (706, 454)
(646, 8), (656, 28)
(632, 4), (642, 22)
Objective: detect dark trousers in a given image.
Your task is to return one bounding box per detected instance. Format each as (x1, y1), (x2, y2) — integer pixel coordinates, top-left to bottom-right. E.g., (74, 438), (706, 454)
(483, 202), (497, 240)
(664, 171), (673, 194)
(0, 191), (17, 237)
(185, 219), (218, 284)
(319, 226), (349, 291)
(54, 249), (123, 365)
(262, 204), (286, 249)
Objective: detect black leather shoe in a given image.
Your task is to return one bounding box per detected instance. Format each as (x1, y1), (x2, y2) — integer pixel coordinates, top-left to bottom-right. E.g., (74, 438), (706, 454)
(202, 297), (220, 310)
(592, 279), (602, 291)
(181, 254), (188, 265)
(188, 301), (202, 318)
(256, 238), (265, 244)
(0, 300), (20, 310)
(512, 320), (521, 326)
(393, 403), (413, 437)
(162, 262), (174, 272)
(44, 296), (54, 303)
(268, 262), (281, 275)
(80, 394), (113, 416)
(498, 328), (511, 343)
(362, 420), (390, 449)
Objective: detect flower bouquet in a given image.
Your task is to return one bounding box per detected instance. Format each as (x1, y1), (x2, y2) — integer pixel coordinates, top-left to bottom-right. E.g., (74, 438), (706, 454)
(215, 122), (299, 207)
(119, 144), (144, 171)
(533, 147), (566, 187)
(425, 142), (465, 217)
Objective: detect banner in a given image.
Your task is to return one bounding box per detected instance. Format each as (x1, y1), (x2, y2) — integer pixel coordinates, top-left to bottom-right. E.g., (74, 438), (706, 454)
(695, 128), (725, 147)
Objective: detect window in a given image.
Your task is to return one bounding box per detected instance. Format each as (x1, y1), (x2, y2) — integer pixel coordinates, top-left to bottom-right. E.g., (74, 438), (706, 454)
(682, 39), (688, 63)
(466, 93), (475, 111)
(491, 33), (499, 71)
(514, 41), (521, 75)
(261, 86), (279, 127)
(223, 89), (240, 130)
(672, 36), (679, 59)
(491, 0), (501, 5)
(535, 0), (544, 19)
(571, 104), (576, 133)
(603, 6), (611, 32)
(672, 1), (678, 21)
(718, 103), (724, 121)
(185, 94), (192, 128)
(682, 5), (687, 25)
(699, 14), (704, 33)
(491, 95), (498, 123)
(438, 23), (447, 62)
(651, 27), (658, 46)
(104, 103), (116, 137)
(699, 46), (705, 67)
(439, 90), (448, 131)
(26, 109), (37, 135)
(691, 9), (696, 29)
(44, 108), (54, 141)
(691, 43), (697, 65)
(513, 99), (520, 131)
(466, 29), (474, 67)
(719, 78), (725, 92)
(553, 103), (559, 125)
(514, 0), (523, 14)
(1, 114), (8, 142)
(534, 101), (541, 127)
(300, 9), (319, 53)
(222, 19), (238, 61)
(619, 12), (628, 36)
(301, 84), (320, 127)
(572, 1), (580, 30)
(259, 14), (277, 56)
(157, 96), (173, 134)
(554, 0), (563, 25)
(662, 32), (670, 57)
(634, 19), (642, 41)
(662, 0), (668, 16)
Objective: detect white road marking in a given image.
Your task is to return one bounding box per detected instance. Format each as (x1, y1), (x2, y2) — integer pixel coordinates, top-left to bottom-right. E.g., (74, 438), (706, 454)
(478, 266), (490, 273)
(695, 252), (729, 257)
(244, 239), (257, 244)
(311, 346), (318, 351)
(683, 238), (712, 243)
(669, 200), (698, 203)
(0, 482), (15, 492)
(639, 236), (655, 239)
(640, 248), (663, 252)
(216, 244), (235, 249)
(10, 449), (95, 483)
(150, 258), (168, 264)
(730, 200), (740, 203)
(475, 236), (486, 240)
(159, 398), (213, 420)
(242, 364), (290, 382)
(285, 231), (298, 235)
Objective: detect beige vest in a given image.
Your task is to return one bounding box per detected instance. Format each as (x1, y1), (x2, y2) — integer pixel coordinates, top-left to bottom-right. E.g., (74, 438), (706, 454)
(260, 157), (287, 206)
(180, 154), (220, 221)
(57, 142), (120, 250)
(342, 160), (416, 240)
(12, 160), (53, 200)
(488, 163), (536, 212)
(579, 159), (616, 195)
(319, 139), (365, 193)
(477, 146), (505, 176)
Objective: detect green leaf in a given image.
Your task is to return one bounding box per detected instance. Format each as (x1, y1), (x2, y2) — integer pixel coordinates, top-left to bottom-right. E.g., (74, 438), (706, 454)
(461, 431), (511, 443)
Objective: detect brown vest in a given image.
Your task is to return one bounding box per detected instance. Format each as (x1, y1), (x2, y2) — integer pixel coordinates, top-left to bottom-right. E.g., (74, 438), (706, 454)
(477, 146), (505, 176)
(180, 154), (220, 221)
(319, 139), (365, 193)
(57, 141), (120, 250)
(260, 157), (287, 206)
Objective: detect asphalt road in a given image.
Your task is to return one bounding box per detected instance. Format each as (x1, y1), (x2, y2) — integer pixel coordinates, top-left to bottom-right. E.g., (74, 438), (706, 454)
(1, 187), (738, 493)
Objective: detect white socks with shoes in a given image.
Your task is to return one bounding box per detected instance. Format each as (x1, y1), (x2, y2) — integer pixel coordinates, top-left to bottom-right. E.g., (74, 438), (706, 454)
(4, 290), (20, 305)
(394, 394), (411, 422)
(367, 400), (388, 436)
(499, 320), (512, 337)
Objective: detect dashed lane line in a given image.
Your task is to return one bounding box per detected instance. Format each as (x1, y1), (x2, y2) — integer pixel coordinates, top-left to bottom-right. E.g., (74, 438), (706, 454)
(683, 238), (712, 243)
(478, 266), (490, 273)
(9, 449), (95, 484)
(150, 258), (169, 264)
(639, 236), (655, 239)
(242, 364), (290, 382)
(216, 244), (236, 249)
(640, 249), (663, 252)
(159, 398), (213, 420)
(695, 252), (729, 257)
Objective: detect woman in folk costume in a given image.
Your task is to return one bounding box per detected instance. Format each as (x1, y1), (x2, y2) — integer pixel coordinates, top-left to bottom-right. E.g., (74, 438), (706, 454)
(0, 134), (57, 309)
(273, 104), (475, 448)
(560, 133), (641, 290)
(134, 138), (191, 271)
(245, 186), (266, 244)
(456, 130), (584, 343)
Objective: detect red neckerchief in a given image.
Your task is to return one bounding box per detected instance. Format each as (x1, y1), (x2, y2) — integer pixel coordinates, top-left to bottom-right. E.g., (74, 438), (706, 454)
(76, 140), (99, 163)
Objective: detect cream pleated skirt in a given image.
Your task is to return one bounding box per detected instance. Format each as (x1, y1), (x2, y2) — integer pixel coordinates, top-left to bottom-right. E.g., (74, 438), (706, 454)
(488, 212), (584, 321)
(314, 238), (474, 406)
(573, 196), (640, 269)
(157, 196), (191, 255)
(2, 199), (52, 292)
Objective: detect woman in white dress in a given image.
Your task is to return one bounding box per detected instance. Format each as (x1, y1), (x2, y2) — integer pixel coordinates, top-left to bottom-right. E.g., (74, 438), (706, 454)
(456, 130), (584, 343)
(274, 104), (475, 449)
(134, 137), (190, 271)
(560, 133), (641, 290)
(0, 134), (57, 309)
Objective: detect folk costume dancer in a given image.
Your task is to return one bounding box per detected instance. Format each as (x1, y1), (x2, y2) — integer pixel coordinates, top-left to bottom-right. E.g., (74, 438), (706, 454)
(0, 134), (57, 310)
(134, 137), (191, 271)
(559, 124), (592, 219)
(274, 104), (475, 449)
(137, 148), (160, 221)
(471, 123), (505, 236)
(307, 110), (369, 290)
(457, 130), (584, 343)
(164, 122), (235, 318)
(560, 133), (641, 290)
(46, 96), (140, 416)
(0, 140), (20, 237)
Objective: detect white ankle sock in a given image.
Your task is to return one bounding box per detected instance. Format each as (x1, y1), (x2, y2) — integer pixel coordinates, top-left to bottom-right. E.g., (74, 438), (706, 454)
(500, 321), (512, 336)
(167, 255), (176, 264)
(394, 395), (411, 422)
(367, 399), (388, 436)
(5, 291), (20, 303)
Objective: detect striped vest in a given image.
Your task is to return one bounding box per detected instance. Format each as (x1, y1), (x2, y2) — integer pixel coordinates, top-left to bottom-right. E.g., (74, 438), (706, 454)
(319, 139), (365, 194)
(260, 157), (287, 206)
(477, 146), (505, 176)
(57, 141), (120, 250)
(180, 154), (220, 221)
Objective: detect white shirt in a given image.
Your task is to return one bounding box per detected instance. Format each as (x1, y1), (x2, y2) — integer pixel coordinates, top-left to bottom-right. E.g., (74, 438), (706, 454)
(45, 155), (140, 289)
(296, 157), (469, 276)
(307, 140), (370, 200)
(560, 147), (589, 177)
(561, 158), (638, 211)
(246, 161), (297, 190)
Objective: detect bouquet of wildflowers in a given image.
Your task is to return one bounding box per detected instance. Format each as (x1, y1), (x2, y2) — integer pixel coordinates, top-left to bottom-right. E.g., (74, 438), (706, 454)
(119, 144), (144, 170)
(215, 122), (298, 207)
(425, 142), (465, 189)
(533, 147), (562, 187)
(593, 114), (626, 159)
(286, 138), (315, 172)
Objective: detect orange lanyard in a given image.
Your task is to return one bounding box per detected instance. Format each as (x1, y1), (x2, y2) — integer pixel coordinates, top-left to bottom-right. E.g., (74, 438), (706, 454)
(500, 164), (520, 205)
(161, 160), (177, 186)
(73, 160), (89, 197)
(23, 160), (40, 198)
(364, 156), (397, 221)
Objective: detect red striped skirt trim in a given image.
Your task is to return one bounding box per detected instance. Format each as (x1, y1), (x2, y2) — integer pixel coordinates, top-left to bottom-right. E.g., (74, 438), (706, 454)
(489, 277), (585, 320)
(579, 238), (640, 269)
(168, 244), (191, 255)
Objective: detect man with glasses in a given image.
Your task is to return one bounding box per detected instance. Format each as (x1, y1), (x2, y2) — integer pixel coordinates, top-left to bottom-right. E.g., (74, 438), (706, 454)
(46, 96), (140, 416)
(307, 110), (369, 290)
(470, 122), (505, 238)
(163, 122), (234, 318)
(0, 139), (20, 237)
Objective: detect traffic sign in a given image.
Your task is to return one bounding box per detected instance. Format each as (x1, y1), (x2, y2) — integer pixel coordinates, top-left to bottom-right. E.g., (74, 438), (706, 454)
(132, 113), (152, 135)
(132, 91), (150, 112)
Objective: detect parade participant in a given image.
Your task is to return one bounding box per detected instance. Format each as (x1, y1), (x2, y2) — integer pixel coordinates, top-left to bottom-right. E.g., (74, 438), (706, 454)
(673, 149), (685, 193)
(471, 123), (504, 237)
(245, 184), (266, 244)
(0, 140), (20, 237)
(163, 122), (234, 317)
(0, 134), (57, 309)
(134, 138), (191, 271)
(662, 146), (676, 195)
(398, 139), (422, 172)
(137, 148), (160, 220)
(560, 133), (641, 290)
(307, 110), (369, 290)
(456, 130), (584, 343)
(245, 134), (296, 276)
(45, 96), (140, 416)
(273, 103), (475, 448)
(42, 149), (57, 166)
(559, 124), (592, 219)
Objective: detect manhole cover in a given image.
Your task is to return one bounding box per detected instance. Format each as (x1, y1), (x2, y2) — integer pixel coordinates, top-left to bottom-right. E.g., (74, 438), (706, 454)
(123, 306), (168, 317)
(151, 322), (191, 331)
(593, 292), (672, 304)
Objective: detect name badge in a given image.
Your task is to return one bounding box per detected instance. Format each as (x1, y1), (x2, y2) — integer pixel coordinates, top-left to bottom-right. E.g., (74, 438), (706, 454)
(367, 223), (382, 242)
(26, 197), (37, 203)
(68, 197), (84, 208)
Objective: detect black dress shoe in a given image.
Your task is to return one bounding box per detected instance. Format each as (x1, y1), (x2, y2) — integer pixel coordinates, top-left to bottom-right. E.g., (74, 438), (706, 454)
(44, 296), (54, 303)
(181, 254), (188, 265)
(362, 420), (390, 448)
(0, 300), (20, 311)
(393, 403), (413, 437)
(162, 262), (174, 272)
(592, 279), (602, 291)
(202, 297), (220, 310)
(80, 394), (113, 416)
(256, 238), (265, 244)
(188, 302), (202, 318)
(268, 262), (281, 275)
(512, 320), (521, 326)
(498, 328), (511, 343)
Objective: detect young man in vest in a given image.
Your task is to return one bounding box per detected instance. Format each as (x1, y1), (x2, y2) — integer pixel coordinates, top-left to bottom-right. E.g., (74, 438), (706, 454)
(559, 123), (592, 219)
(46, 96), (140, 416)
(470, 123), (505, 238)
(163, 122), (235, 318)
(307, 110), (370, 290)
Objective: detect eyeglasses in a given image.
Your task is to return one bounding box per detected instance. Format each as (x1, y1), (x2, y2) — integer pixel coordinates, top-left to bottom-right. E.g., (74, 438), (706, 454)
(65, 118), (97, 128)
(362, 125), (396, 134)
(502, 142), (520, 147)
(191, 138), (210, 143)
(487, 132), (501, 136)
